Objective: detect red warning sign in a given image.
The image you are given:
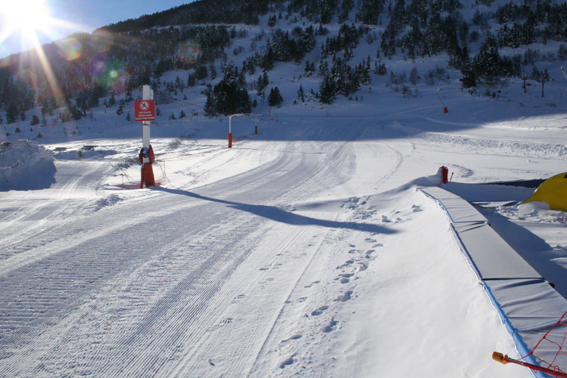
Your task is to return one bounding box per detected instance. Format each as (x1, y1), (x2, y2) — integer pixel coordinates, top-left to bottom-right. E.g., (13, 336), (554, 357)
(134, 100), (156, 122)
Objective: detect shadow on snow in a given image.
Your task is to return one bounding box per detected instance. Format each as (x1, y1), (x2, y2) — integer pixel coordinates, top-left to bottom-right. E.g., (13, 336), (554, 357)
(156, 186), (398, 235)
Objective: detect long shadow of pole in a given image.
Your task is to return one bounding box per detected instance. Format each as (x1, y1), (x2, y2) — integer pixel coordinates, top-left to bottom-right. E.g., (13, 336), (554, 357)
(155, 187), (398, 235)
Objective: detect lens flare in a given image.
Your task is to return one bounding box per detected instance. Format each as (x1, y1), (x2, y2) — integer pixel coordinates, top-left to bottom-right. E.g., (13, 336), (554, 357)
(177, 40), (200, 63)
(56, 37), (82, 61)
(96, 58), (130, 92)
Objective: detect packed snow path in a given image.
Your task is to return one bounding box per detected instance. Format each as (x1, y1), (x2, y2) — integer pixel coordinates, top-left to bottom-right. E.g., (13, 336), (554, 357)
(0, 122), (539, 377)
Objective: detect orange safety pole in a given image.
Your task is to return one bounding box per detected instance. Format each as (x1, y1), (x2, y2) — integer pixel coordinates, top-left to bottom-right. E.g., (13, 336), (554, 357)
(493, 352), (567, 378)
(228, 114), (243, 149)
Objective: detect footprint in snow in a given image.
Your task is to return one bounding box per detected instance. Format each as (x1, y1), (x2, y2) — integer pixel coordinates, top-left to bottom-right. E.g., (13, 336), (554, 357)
(336, 290), (353, 302)
(412, 204), (423, 212)
(279, 356), (295, 369)
(338, 272), (354, 284)
(311, 305), (329, 316)
(282, 334), (303, 343)
(322, 318), (339, 333)
(336, 259), (355, 269)
(304, 280), (320, 288)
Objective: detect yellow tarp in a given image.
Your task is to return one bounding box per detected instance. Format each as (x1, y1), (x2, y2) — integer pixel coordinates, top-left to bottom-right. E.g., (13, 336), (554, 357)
(523, 172), (567, 211)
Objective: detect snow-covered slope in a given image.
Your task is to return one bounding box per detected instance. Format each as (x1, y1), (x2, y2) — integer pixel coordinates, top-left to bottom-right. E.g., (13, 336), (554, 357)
(1, 90), (566, 376)
(1, 4), (567, 376)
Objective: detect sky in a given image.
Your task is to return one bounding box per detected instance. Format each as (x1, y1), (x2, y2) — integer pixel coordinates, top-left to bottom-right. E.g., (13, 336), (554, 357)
(0, 0), (196, 59)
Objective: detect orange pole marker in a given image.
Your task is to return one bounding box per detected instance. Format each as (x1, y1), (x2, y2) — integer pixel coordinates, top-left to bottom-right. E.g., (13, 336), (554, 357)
(493, 352), (567, 378)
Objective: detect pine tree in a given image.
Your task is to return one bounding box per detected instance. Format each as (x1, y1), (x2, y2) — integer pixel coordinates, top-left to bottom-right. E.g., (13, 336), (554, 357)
(409, 67), (419, 85)
(297, 85), (305, 102)
(262, 47), (275, 71)
(6, 103), (18, 124)
(268, 87), (284, 107)
(319, 76), (337, 104)
(204, 92), (217, 117)
(541, 69), (550, 98)
(460, 61), (477, 88)
(339, 0), (355, 23)
(268, 15), (277, 27)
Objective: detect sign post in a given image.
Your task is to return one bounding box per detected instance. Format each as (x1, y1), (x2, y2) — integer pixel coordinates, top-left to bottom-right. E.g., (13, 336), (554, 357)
(136, 85), (156, 188)
(228, 114), (244, 148)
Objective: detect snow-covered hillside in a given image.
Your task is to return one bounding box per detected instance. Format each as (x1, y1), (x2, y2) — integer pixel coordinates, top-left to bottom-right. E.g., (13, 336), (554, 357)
(1, 2), (567, 377)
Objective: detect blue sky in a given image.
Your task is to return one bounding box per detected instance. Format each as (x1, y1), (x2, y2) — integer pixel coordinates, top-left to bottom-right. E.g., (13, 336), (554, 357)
(1, 0), (196, 58)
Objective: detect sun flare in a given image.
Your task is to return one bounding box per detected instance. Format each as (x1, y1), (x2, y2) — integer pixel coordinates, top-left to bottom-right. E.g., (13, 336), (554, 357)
(1, 0), (52, 44)
(0, 0), (88, 60)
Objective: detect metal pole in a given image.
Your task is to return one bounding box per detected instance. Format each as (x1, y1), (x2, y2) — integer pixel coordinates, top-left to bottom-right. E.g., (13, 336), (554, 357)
(255, 114), (263, 135)
(142, 85), (153, 158)
(228, 114), (244, 148)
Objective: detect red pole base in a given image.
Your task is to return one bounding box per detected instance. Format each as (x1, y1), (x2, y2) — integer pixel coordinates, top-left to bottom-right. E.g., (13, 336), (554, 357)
(228, 133), (232, 148)
(140, 164), (156, 188)
(255, 125), (258, 134)
(444, 107), (449, 113)
(441, 166), (449, 184)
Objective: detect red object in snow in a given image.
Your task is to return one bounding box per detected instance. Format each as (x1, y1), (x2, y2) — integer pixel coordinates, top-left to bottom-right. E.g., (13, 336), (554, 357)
(441, 166), (449, 184)
(139, 145), (156, 188)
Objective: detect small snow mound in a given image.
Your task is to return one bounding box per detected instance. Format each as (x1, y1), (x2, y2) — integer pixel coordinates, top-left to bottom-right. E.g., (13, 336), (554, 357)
(54, 147), (118, 160)
(518, 201), (550, 216)
(0, 140), (56, 191)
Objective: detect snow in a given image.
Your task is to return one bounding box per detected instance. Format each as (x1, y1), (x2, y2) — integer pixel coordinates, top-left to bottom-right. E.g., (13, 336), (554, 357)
(2, 16), (567, 378)
(0, 140), (56, 191)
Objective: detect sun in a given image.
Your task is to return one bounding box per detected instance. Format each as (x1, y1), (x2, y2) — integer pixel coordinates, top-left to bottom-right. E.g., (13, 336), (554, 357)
(1, 0), (52, 45)
(0, 0), (87, 59)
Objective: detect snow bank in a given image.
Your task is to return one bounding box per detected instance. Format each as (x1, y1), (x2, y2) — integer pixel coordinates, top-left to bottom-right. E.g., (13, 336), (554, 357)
(0, 140), (56, 191)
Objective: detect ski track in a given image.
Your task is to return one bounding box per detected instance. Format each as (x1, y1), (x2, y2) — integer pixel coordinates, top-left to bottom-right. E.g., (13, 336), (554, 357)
(0, 128), (403, 377)
(0, 161), (112, 260)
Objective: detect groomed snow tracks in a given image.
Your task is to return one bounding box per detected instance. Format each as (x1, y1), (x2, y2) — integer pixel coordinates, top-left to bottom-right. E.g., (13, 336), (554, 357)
(419, 186), (567, 377)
